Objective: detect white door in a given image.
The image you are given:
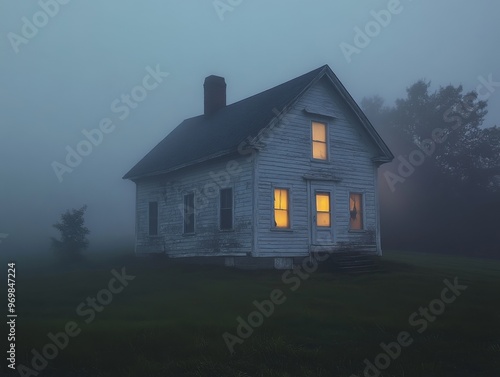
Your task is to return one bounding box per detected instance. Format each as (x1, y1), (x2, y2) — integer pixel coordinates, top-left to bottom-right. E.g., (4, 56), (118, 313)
(310, 184), (334, 245)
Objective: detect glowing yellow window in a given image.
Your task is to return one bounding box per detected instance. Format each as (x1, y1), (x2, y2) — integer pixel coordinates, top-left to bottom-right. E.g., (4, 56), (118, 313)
(312, 122), (327, 160)
(274, 188), (289, 228)
(349, 193), (363, 230)
(316, 193), (330, 227)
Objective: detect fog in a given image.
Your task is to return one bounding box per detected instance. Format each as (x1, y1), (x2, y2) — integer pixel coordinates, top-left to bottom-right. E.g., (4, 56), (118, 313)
(1, 0), (499, 255)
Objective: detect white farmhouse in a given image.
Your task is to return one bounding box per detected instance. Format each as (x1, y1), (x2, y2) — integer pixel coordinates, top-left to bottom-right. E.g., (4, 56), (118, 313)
(123, 65), (394, 268)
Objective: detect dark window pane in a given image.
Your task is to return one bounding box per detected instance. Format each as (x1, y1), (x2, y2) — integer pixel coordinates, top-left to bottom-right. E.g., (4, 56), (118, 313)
(220, 188), (233, 230)
(149, 202), (158, 235)
(184, 194), (195, 233)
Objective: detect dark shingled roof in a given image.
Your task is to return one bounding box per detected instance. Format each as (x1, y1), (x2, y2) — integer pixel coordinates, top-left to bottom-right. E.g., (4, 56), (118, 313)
(123, 65), (392, 180)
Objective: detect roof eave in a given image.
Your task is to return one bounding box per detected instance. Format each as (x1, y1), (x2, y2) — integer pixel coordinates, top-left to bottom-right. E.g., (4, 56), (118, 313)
(321, 66), (394, 161)
(122, 148), (239, 181)
(249, 65), (331, 145)
(252, 65), (394, 162)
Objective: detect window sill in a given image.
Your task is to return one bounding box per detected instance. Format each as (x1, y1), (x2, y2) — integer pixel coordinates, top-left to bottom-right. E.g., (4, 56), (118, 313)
(148, 235), (162, 238)
(182, 232), (196, 237)
(348, 229), (367, 233)
(219, 229), (235, 232)
(310, 158), (331, 164)
(270, 228), (294, 232)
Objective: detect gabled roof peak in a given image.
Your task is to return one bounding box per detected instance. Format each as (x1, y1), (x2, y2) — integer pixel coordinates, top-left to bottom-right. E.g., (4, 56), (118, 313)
(123, 64), (392, 180)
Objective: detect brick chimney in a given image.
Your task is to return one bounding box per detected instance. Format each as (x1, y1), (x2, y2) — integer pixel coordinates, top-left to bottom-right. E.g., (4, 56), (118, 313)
(204, 75), (226, 116)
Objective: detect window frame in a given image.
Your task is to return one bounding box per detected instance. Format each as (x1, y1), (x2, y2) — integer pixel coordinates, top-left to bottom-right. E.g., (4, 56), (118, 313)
(183, 193), (195, 234)
(272, 186), (292, 230)
(348, 192), (365, 231)
(315, 191), (331, 228)
(219, 187), (234, 231)
(148, 201), (159, 236)
(311, 121), (329, 161)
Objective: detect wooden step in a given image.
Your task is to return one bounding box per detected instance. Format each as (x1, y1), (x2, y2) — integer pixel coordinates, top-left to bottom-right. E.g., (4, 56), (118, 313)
(317, 252), (382, 274)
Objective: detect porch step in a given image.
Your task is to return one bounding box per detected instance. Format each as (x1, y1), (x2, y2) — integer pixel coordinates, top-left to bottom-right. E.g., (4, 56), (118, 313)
(318, 252), (381, 274)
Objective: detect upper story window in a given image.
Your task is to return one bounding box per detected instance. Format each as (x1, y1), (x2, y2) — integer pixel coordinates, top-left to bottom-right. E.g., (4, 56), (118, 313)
(148, 201), (158, 236)
(274, 188), (290, 228)
(312, 121), (328, 160)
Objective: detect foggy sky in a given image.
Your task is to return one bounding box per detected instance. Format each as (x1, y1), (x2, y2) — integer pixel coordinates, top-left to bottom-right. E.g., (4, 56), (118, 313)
(1, 0), (499, 254)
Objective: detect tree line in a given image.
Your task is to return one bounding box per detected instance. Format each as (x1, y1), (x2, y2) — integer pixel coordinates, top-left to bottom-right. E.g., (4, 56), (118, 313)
(363, 80), (500, 257)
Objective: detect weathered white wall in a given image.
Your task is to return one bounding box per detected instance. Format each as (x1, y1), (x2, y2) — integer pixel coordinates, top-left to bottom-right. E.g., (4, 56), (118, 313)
(134, 76), (384, 258)
(255, 76), (380, 256)
(135, 155), (253, 256)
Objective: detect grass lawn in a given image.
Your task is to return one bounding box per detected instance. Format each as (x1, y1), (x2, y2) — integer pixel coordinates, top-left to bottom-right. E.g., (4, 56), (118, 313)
(2, 250), (500, 377)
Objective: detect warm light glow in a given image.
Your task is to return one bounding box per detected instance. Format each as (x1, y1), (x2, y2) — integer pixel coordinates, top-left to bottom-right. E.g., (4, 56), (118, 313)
(274, 189), (289, 228)
(349, 193), (363, 230)
(312, 122), (327, 160)
(312, 122), (326, 142)
(316, 193), (330, 227)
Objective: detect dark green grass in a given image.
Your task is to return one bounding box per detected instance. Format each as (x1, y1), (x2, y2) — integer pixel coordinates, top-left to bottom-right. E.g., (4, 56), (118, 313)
(2, 250), (500, 376)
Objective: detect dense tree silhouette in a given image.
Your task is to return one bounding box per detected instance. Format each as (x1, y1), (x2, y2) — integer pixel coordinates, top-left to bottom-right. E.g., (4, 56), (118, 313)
(363, 81), (500, 257)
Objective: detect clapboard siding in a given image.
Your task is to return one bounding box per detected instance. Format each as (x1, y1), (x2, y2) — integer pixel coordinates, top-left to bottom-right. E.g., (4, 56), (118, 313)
(131, 71), (389, 263)
(135, 155), (253, 256)
(255, 76), (380, 256)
